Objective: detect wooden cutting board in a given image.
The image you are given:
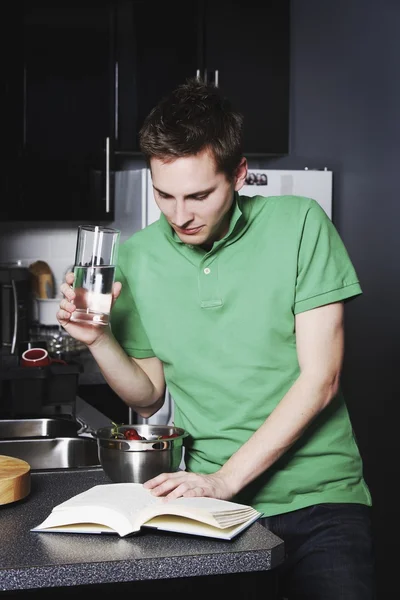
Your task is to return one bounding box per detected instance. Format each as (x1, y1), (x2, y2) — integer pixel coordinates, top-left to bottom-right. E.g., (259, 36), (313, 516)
(0, 455), (31, 505)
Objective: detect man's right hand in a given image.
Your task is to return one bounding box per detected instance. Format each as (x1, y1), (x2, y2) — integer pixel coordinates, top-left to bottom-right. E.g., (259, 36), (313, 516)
(57, 271), (122, 346)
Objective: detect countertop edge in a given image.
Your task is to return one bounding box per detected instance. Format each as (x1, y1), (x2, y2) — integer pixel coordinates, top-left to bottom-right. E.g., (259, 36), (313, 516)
(1, 542), (284, 591)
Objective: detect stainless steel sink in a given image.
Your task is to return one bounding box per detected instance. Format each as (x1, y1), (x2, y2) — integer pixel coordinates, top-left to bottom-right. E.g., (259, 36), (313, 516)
(0, 417), (100, 470)
(0, 418), (81, 439)
(0, 437), (100, 470)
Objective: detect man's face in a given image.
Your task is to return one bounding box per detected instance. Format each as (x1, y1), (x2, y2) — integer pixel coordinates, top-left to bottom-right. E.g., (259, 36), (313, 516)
(150, 149), (247, 249)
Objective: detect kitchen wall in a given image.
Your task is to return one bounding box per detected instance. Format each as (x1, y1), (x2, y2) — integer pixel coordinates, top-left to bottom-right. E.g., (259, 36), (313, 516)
(256, 1), (398, 597)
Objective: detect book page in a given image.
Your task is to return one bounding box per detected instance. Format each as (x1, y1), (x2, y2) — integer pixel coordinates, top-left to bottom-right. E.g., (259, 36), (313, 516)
(33, 484), (161, 536)
(53, 484), (259, 526)
(54, 483), (160, 520)
(32, 483), (261, 537)
(164, 496), (257, 512)
(33, 523), (115, 534)
(138, 494), (260, 529)
(143, 512), (261, 540)
(32, 506), (136, 537)
(139, 503), (260, 529)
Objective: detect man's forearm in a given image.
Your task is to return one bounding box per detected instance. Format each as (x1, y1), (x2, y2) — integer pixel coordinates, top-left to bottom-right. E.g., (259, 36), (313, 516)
(87, 331), (164, 417)
(218, 371), (339, 496)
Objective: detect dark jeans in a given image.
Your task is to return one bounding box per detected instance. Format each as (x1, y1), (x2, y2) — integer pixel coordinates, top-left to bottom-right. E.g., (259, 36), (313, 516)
(260, 503), (376, 600)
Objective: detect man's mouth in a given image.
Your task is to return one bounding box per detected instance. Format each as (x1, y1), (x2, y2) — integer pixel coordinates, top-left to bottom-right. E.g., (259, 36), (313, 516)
(175, 225), (204, 236)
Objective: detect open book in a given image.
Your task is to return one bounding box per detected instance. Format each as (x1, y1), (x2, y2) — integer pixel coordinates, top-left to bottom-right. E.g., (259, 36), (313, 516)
(31, 483), (262, 540)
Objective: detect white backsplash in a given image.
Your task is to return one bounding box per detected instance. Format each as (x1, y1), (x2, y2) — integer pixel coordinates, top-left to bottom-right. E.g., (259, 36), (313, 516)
(0, 222), (79, 295)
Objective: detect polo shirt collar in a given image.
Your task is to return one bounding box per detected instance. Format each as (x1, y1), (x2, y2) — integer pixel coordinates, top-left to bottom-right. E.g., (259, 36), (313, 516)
(158, 191), (246, 251)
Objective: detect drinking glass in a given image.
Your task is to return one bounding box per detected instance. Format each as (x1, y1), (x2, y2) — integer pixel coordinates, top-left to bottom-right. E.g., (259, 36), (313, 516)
(70, 225), (120, 326)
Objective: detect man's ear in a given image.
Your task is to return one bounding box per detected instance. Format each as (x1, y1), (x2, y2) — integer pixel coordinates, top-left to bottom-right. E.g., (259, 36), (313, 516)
(234, 157), (248, 191)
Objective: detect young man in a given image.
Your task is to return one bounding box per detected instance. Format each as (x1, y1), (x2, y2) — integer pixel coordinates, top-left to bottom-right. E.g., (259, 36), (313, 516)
(58, 78), (375, 599)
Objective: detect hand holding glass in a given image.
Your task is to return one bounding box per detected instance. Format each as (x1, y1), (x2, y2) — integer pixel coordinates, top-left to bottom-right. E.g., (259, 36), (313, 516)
(71, 225), (120, 326)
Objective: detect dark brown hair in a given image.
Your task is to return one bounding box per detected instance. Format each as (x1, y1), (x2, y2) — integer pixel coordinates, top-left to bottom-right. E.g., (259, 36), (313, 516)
(139, 77), (244, 180)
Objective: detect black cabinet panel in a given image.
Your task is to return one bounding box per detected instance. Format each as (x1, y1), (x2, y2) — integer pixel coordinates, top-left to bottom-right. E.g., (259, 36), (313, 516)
(20, 0), (115, 221)
(1, 5), (24, 221)
(204, 0), (290, 155)
(115, 0), (290, 157)
(2, 0), (290, 222)
(115, 0), (200, 153)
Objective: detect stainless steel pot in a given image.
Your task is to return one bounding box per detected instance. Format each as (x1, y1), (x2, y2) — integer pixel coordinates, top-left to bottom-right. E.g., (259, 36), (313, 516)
(95, 424), (188, 484)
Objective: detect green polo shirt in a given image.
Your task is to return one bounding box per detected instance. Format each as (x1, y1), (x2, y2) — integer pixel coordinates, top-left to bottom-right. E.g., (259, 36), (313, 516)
(110, 193), (372, 516)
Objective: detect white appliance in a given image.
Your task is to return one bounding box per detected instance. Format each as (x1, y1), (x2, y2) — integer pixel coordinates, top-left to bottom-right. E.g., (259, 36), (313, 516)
(113, 167), (333, 425)
(113, 168), (174, 426)
(240, 168), (332, 219)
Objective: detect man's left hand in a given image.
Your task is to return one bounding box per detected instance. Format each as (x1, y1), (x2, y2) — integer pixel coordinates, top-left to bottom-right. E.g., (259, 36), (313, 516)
(143, 470), (234, 501)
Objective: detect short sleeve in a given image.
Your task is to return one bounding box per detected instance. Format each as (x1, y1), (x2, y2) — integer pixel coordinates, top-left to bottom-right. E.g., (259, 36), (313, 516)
(110, 264), (155, 358)
(294, 201), (362, 314)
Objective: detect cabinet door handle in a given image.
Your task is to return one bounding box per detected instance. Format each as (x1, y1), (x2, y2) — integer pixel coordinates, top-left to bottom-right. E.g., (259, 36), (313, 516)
(195, 69), (218, 86)
(11, 280), (18, 355)
(23, 65), (27, 148)
(114, 61), (119, 142)
(105, 137), (110, 213)
(196, 69), (208, 82)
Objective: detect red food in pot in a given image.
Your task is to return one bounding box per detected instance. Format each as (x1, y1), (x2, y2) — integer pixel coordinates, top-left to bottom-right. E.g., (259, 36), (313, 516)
(124, 428), (144, 440)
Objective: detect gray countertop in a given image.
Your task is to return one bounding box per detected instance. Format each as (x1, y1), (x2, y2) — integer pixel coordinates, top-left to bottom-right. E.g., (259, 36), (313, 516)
(0, 468), (284, 593)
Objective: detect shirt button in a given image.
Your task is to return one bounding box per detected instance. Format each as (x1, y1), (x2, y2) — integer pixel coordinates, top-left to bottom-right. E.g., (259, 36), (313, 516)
(203, 267), (211, 275)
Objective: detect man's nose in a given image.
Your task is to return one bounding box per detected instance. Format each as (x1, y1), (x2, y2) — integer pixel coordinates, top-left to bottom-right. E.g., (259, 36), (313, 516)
(174, 200), (193, 227)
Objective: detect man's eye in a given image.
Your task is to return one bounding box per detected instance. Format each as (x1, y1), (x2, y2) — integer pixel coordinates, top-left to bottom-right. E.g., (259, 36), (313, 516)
(192, 195), (208, 201)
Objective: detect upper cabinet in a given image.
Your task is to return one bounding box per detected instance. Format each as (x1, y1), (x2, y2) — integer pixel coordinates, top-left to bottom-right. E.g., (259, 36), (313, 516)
(203, 1), (290, 156)
(115, 0), (290, 157)
(2, 6), (24, 221)
(114, 0), (201, 155)
(2, 0), (115, 222)
(3, 0), (290, 222)
(21, 0), (115, 221)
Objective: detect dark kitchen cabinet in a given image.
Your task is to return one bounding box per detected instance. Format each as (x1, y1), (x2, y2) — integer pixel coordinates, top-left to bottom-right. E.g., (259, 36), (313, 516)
(15, 0), (115, 222)
(114, 0), (201, 155)
(115, 0), (290, 158)
(1, 5), (24, 221)
(3, 0), (289, 222)
(8, 0), (202, 220)
(203, 1), (290, 156)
